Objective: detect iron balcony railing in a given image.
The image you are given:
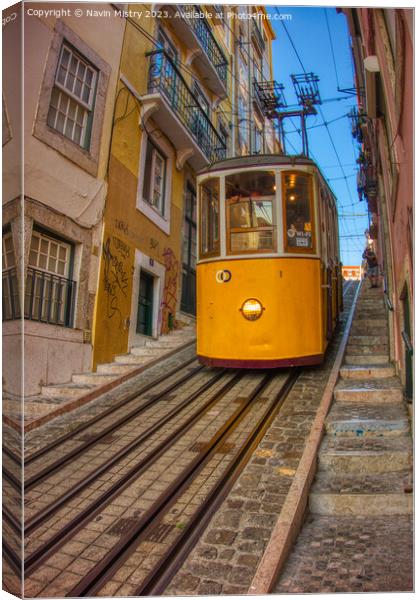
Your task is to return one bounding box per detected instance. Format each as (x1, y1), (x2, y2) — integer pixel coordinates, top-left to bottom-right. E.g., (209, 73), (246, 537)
(24, 267), (77, 327)
(147, 49), (227, 163)
(179, 5), (228, 85)
(2, 268), (20, 321)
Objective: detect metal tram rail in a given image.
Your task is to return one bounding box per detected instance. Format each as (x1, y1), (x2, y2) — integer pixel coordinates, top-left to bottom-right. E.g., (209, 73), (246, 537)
(19, 370), (244, 574)
(3, 350), (198, 469)
(2, 356), (201, 492)
(67, 370), (299, 597)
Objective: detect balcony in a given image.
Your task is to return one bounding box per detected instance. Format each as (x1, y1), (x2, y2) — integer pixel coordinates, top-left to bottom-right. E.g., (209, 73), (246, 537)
(24, 267), (77, 327)
(140, 50), (227, 170)
(158, 4), (228, 98)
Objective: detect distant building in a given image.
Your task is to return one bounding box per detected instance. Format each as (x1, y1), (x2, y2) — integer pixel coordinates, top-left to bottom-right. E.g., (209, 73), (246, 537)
(342, 8), (413, 399)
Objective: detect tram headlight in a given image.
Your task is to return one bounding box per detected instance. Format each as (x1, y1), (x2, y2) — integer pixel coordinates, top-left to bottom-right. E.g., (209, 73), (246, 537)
(240, 298), (264, 321)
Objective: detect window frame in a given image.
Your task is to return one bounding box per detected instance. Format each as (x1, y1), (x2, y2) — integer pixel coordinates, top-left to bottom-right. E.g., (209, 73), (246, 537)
(282, 170), (316, 255)
(226, 170), (277, 256)
(142, 138), (167, 216)
(199, 177), (221, 259)
(33, 21), (111, 176)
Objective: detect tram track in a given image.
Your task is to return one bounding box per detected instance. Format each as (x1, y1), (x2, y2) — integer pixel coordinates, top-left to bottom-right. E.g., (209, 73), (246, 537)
(23, 362), (206, 489)
(2, 357), (202, 496)
(67, 370), (299, 597)
(22, 370), (243, 574)
(18, 369), (300, 596)
(3, 354), (199, 472)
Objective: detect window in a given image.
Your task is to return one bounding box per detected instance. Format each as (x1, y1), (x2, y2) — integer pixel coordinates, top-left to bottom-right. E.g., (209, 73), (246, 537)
(200, 178), (220, 257)
(218, 119), (229, 159)
(47, 44), (97, 149)
(25, 230), (76, 327)
(33, 21), (111, 176)
(283, 172), (315, 253)
(252, 120), (263, 154)
(142, 139), (167, 215)
(2, 232), (20, 320)
(226, 171), (276, 253)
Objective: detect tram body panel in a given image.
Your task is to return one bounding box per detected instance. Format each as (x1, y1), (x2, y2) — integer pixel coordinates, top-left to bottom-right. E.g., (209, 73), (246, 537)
(197, 258), (325, 367)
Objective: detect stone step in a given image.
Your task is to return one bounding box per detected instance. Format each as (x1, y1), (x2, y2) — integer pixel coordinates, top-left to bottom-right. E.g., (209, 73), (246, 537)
(145, 339), (187, 349)
(352, 316), (387, 325)
(344, 354), (389, 366)
(72, 373), (117, 386)
(114, 354), (150, 365)
(41, 383), (93, 399)
(345, 344), (389, 355)
(340, 364), (395, 379)
(334, 377), (403, 404)
(325, 403), (409, 438)
(350, 324), (388, 336)
(309, 471), (413, 516)
(348, 335), (388, 346)
(318, 436), (412, 474)
(96, 363), (136, 375)
(130, 346), (166, 357)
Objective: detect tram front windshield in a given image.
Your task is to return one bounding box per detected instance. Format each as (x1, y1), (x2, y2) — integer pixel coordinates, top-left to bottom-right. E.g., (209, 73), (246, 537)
(226, 171), (275, 253)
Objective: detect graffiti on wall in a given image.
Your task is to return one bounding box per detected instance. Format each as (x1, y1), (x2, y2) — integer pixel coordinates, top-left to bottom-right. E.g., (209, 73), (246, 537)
(102, 236), (130, 327)
(160, 247), (179, 334)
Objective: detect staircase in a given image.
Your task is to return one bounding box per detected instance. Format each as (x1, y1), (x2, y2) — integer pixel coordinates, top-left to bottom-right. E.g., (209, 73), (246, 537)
(39, 325), (196, 402)
(310, 283), (413, 517)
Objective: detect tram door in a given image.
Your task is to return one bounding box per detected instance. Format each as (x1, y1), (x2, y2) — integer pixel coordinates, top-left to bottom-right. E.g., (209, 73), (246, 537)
(181, 184), (197, 315)
(137, 271), (154, 336)
(326, 268), (333, 339)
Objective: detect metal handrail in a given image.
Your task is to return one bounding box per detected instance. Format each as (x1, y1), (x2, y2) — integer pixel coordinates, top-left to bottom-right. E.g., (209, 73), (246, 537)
(146, 49), (227, 163)
(384, 293), (394, 312)
(401, 331), (413, 356)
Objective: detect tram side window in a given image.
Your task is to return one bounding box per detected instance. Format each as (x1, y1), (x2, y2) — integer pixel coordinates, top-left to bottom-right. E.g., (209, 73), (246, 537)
(283, 172), (315, 252)
(200, 178), (220, 257)
(226, 171), (276, 254)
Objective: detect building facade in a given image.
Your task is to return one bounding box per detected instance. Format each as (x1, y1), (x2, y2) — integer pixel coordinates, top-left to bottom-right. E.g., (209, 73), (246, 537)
(91, 4), (278, 368)
(343, 8), (413, 399)
(2, 3), (125, 395)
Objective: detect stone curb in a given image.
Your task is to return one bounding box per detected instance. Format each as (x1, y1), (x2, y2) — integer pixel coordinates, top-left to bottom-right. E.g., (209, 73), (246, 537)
(4, 340), (196, 434)
(248, 281), (362, 595)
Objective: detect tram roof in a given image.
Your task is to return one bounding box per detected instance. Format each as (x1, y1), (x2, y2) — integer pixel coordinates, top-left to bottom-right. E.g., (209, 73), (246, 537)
(198, 154), (318, 175)
(199, 154), (338, 206)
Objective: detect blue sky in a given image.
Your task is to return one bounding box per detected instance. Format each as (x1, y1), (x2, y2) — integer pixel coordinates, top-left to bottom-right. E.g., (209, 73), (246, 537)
(267, 6), (368, 266)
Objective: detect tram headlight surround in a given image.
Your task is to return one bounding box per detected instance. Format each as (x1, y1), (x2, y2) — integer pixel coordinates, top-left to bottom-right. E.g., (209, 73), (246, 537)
(240, 298), (265, 321)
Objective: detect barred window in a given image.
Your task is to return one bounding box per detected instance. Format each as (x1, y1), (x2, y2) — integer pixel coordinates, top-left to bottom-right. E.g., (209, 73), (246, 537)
(47, 44), (97, 148)
(25, 231), (76, 327)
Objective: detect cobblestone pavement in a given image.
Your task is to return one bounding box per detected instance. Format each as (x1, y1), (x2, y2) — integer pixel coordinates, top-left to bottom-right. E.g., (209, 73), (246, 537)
(274, 514), (413, 593)
(164, 284), (358, 596)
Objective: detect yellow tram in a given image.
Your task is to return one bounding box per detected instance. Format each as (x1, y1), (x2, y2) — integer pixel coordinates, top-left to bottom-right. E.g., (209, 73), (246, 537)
(196, 155), (342, 368)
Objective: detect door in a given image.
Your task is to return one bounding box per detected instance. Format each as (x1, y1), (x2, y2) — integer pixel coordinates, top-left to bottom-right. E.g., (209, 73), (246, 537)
(181, 184), (197, 315)
(401, 287), (413, 400)
(136, 271), (154, 336)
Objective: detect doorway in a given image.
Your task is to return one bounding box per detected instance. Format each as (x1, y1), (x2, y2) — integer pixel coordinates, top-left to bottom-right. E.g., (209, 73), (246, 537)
(136, 271), (154, 336)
